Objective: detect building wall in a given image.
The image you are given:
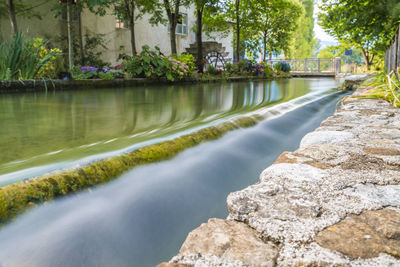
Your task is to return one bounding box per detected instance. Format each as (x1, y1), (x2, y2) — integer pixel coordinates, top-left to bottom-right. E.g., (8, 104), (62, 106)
(0, 0), (62, 44)
(0, 1), (233, 66)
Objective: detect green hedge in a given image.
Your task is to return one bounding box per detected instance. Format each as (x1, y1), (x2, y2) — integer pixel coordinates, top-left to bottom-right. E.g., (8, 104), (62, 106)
(0, 116), (260, 225)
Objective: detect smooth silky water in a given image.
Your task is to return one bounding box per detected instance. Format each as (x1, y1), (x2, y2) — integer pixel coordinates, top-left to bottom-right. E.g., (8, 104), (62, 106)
(0, 78), (345, 266)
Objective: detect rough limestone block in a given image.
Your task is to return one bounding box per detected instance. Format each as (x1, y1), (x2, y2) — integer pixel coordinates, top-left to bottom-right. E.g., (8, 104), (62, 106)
(300, 131), (354, 148)
(173, 218), (278, 267)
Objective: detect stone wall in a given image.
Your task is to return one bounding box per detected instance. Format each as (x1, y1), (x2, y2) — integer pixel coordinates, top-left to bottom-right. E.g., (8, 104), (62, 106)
(160, 86), (400, 266)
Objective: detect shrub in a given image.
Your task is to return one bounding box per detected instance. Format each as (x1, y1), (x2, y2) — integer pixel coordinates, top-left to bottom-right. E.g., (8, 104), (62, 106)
(82, 31), (110, 69)
(122, 46), (192, 81)
(274, 61), (291, 73)
(172, 53), (196, 74)
(224, 62), (239, 74)
(70, 66), (116, 80)
(239, 59), (256, 72)
(164, 56), (191, 80)
(206, 65), (223, 75)
(0, 33), (62, 80)
(122, 45), (165, 79)
(251, 62), (273, 77)
(32, 38), (63, 79)
(262, 62), (273, 76)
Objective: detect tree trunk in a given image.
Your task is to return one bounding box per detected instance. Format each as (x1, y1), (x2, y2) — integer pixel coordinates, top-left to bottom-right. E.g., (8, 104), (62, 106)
(263, 31), (267, 62)
(78, 9), (85, 66)
(361, 48), (371, 71)
(170, 19), (177, 54)
(196, 8), (203, 72)
(163, 0), (179, 55)
(235, 0), (240, 64)
(67, 1), (74, 69)
(7, 0), (18, 34)
(128, 0), (137, 55)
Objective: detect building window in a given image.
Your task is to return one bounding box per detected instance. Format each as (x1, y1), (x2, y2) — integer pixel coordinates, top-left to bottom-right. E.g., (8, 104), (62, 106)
(116, 18), (128, 29)
(168, 13), (188, 35)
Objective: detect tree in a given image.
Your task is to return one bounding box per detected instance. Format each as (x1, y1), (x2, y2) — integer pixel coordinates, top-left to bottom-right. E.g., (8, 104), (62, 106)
(289, 0), (316, 59)
(318, 0), (400, 70)
(6, 0), (18, 34)
(193, 0), (219, 71)
(0, 0), (42, 35)
(113, 0), (162, 56)
(202, 0), (252, 63)
(247, 0), (303, 61)
(161, 0), (191, 55)
(74, 0), (111, 65)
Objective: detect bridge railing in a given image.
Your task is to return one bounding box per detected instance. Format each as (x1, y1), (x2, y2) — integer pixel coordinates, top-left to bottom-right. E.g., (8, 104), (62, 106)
(266, 58), (341, 74)
(385, 25), (400, 73)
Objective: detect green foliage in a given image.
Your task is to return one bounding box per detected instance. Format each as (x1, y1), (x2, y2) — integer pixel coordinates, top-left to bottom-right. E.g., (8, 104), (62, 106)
(55, 30), (110, 70)
(164, 56), (192, 80)
(122, 45), (166, 78)
(98, 71), (114, 80)
(289, 0), (316, 58)
(361, 71), (400, 108)
(239, 59), (255, 72)
(224, 63), (240, 74)
(0, 33), (62, 80)
(0, 114), (261, 225)
(82, 31), (110, 69)
(318, 0), (400, 68)
(273, 62), (291, 73)
(122, 46), (192, 81)
(171, 54), (196, 74)
(246, 0), (304, 59)
(113, 0), (165, 26)
(0, 0), (42, 20)
(206, 65), (221, 75)
(32, 38), (63, 79)
(70, 66), (117, 80)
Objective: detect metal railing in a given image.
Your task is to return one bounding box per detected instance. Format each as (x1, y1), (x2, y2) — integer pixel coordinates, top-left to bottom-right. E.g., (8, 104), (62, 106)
(385, 25), (400, 73)
(266, 58), (341, 74)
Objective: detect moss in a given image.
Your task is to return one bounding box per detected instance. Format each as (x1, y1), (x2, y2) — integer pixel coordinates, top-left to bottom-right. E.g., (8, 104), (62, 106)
(0, 115), (262, 225)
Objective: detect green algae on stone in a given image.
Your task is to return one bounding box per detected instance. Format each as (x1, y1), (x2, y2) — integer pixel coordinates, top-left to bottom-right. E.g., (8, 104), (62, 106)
(0, 116), (262, 225)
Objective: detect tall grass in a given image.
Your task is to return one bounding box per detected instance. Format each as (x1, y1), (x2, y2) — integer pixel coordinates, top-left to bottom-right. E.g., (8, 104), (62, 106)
(339, 70), (400, 109)
(0, 33), (57, 80)
(363, 70), (400, 108)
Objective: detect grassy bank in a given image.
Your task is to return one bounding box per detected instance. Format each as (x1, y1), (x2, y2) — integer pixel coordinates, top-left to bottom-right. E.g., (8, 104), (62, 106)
(360, 71), (400, 107)
(0, 115), (260, 225)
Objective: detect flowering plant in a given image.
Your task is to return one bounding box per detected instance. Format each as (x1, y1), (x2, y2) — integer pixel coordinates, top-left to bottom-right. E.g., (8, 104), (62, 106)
(122, 46), (193, 81)
(273, 62), (291, 73)
(32, 38), (62, 79)
(164, 56), (191, 80)
(71, 66), (115, 80)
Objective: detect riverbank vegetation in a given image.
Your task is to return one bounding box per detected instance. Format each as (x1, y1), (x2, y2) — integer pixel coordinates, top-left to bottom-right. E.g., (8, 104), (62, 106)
(361, 71), (400, 108)
(0, 0), (316, 83)
(0, 33), (62, 80)
(318, 0), (400, 71)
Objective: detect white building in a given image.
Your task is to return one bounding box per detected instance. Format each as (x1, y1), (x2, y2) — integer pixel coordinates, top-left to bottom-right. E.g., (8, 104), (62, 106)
(0, 1), (234, 66)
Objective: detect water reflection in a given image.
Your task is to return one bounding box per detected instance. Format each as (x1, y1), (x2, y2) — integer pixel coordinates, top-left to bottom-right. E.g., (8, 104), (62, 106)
(0, 79), (319, 179)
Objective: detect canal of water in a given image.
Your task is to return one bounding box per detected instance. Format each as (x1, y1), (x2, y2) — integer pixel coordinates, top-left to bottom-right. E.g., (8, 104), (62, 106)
(1, 78), (331, 185)
(0, 78), (345, 266)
